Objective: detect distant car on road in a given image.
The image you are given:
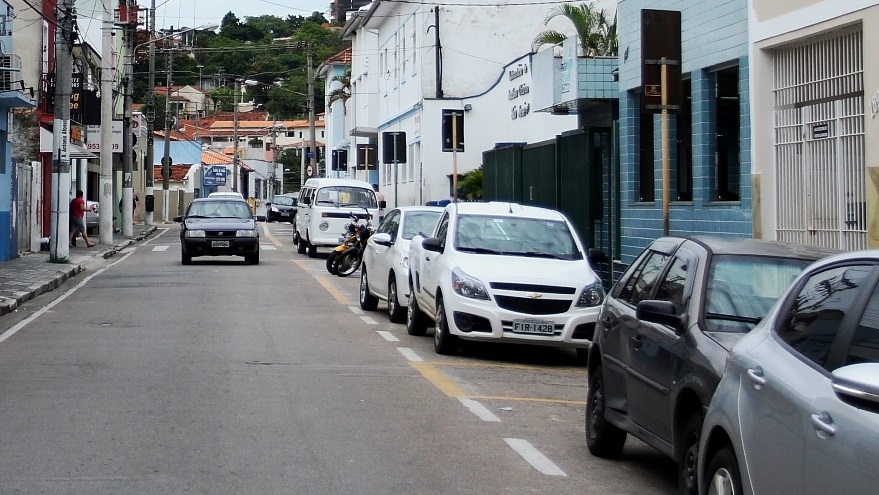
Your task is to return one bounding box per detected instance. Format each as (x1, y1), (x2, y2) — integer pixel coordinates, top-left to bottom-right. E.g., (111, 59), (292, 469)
(208, 191), (245, 200)
(266, 195), (297, 223)
(174, 197), (259, 265)
(698, 249), (879, 495)
(585, 236), (839, 495)
(359, 206), (443, 322)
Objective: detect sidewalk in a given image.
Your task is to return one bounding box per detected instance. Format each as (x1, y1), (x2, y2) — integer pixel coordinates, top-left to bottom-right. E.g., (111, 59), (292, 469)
(0, 225), (158, 317)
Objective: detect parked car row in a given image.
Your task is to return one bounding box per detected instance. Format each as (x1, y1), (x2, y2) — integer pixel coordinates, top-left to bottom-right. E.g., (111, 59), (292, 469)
(342, 201), (878, 494)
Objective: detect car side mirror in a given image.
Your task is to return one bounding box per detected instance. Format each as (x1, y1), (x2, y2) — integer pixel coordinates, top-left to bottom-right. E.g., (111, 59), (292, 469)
(256, 215), (266, 222)
(265, 202), (271, 206)
(636, 300), (685, 334)
(422, 236), (443, 253)
(371, 232), (393, 247)
(379, 200), (387, 209)
(831, 363), (879, 412)
(173, 215), (183, 222)
(301, 196), (311, 205)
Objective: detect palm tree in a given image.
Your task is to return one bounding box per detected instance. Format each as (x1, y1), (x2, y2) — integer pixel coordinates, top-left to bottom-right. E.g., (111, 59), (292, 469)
(327, 70), (351, 113)
(531, 3), (618, 57)
(457, 167), (483, 201)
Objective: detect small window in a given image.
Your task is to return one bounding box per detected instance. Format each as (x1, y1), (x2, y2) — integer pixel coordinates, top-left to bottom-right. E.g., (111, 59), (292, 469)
(618, 250), (670, 305)
(848, 285), (879, 366)
(675, 78), (692, 201)
(377, 209), (401, 237)
(434, 213), (450, 248)
(779, 265), (873, 370)
(655, 255), (690, 312)
(714, 66), (740, 201)
(639, 99), (655, 202)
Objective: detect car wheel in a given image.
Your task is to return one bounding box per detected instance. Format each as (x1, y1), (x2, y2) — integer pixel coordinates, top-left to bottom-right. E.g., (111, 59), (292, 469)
(387, 275), (405, 323)
(678, 411), (704, 495)
(406, 286), (428, 336)
(297, 236), (307, 254)
(585, 363), (627, 457)
(434, 297), (457, 355)
(181, 252), (192, 265)
(293, 230), (301, 245)
(359, 269), (379, 311)
(246, 251), (259, 265)
(307, 240), (317, 258)
(702, 445), (742, 495)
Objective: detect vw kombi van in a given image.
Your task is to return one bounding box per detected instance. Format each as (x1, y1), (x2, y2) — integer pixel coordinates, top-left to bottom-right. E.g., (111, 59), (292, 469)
(294, 178), (383, 257)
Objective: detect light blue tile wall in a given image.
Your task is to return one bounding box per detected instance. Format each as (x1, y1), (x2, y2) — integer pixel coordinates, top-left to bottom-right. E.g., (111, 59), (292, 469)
(578, 58), (618, 99)
(617, 0), (751, 264)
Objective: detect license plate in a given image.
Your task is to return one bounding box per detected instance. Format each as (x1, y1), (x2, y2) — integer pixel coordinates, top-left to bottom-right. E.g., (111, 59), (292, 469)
(211, 240), (230, 248)
(512, 319), (555, 334)
(281, 212), (290, 217)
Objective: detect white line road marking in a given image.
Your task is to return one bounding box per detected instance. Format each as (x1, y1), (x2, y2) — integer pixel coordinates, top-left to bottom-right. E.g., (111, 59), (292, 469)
(260, 245), (277, 250)
(360, 316), (377, 325)
(397, 347), (423, 362)
(151, 245), (169, 252)
(459, 398), (501, 422)
(348, 306), (363, 315)
(503, 438), (567, 477)
(377, 330), (398, 342)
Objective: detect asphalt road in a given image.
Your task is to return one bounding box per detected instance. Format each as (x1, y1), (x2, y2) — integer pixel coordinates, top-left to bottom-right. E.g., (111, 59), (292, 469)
(0, 222), (677, 494)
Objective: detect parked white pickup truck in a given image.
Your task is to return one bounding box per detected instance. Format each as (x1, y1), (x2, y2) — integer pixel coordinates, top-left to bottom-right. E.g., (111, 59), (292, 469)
(407, 201), (606, 359)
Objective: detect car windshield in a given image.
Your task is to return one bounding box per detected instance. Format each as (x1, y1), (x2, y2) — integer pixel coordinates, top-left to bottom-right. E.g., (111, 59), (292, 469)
(187, 200), (252, 219)
(401, 211), (442, 240)
(704, 255), (813, 332)
(454, 215), (583, 260)
(272, 196), (296, 206)
(314, 186), (377, 208)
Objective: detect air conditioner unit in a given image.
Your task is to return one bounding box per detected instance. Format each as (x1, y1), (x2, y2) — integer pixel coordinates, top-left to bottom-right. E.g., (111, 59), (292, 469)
(0, 54), (22, 92)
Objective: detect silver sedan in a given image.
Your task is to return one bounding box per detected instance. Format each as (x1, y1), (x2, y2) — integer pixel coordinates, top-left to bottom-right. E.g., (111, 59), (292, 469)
(698, 250), (879, 495)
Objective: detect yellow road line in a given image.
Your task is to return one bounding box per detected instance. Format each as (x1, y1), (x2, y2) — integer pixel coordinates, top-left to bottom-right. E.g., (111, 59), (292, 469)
(468, 395), (586, 406)
(409, 361), (467, 397)
(314, 276), (351, 305)
(418, 360), (586, 374)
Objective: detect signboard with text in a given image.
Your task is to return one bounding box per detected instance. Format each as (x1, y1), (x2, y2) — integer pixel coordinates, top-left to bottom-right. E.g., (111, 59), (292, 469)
(85, 120), (124, 153)
(203, 166), (228, 186)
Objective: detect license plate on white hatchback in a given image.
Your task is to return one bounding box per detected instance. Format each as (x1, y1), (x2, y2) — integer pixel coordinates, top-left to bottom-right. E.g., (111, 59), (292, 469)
(512, 319), (555, 334)
(211, 240), (230, 248)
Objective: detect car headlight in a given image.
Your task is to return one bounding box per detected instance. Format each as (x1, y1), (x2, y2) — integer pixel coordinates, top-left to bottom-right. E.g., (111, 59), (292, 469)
(185, 230), (205, 238)
(319, 221), (330, 231)
(576, 280), (605, 307)
(271, 206), (278, 212)
(236, 229), (258, 238)
(451, 267), (489, 300)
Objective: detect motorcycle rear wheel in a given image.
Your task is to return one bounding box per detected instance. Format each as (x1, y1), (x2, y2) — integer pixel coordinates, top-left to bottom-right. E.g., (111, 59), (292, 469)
(335, 248), (362, 277)
(326, 250), (341, 275)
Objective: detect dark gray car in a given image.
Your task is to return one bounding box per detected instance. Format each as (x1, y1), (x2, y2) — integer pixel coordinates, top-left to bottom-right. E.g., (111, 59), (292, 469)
(585, 236), (839, 495)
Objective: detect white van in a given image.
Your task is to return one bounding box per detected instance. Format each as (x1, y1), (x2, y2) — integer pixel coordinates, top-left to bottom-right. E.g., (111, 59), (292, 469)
(294, 178), (383, 257)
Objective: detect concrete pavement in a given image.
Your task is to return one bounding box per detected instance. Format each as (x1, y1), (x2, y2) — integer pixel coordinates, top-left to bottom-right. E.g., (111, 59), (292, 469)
(0, 225), (158, 317)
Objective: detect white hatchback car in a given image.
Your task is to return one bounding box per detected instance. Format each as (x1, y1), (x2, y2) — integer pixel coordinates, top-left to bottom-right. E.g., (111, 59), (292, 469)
(407, 202), (606, 358)
(359, 206), (443, 322)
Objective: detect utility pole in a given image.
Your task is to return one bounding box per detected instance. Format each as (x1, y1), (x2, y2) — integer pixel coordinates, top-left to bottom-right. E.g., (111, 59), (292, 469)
(121, 1), (135, 237)
(144, 0), (156, 225)
(50, 0), (75, 260)
(99, 0), (114, 244)
(232, 77), (240, 192)
(269, 120), (277, 197)
(161, 31), (173, 221)
(307, 42), (316, 185)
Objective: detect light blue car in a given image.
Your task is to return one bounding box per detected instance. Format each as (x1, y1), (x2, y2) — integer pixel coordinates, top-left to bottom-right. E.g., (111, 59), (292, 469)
(698, 250), (879, 495)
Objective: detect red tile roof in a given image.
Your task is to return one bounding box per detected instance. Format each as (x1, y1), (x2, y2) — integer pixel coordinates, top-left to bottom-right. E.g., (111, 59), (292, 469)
(325, 47), (352, 65)
(153, 164), (192, 181)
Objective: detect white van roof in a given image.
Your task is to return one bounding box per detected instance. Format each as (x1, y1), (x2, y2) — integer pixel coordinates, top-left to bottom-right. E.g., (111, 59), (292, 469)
(302, 178), (374, 189)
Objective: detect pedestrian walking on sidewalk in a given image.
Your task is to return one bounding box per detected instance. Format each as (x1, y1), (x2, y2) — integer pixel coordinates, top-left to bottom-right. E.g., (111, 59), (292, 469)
(70, 190), (95, 248)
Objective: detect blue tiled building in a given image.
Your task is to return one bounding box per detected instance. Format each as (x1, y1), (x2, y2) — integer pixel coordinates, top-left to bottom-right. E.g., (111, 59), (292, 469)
(617, 0), (750, 263)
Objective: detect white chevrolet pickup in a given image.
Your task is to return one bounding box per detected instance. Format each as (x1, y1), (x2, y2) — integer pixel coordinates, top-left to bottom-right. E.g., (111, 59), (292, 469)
(407, 201), (606, 358)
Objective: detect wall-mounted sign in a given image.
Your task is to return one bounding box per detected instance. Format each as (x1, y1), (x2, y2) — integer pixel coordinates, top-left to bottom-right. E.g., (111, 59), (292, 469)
(812, 122), (830, 140)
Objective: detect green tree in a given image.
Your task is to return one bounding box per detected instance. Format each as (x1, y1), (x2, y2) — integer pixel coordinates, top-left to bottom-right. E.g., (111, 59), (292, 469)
(531, 3), (618, 56)
(457, 167), (483, 201)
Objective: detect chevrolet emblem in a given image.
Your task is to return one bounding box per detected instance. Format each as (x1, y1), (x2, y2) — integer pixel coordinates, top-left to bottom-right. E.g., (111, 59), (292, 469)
(526, 293), (543, 299)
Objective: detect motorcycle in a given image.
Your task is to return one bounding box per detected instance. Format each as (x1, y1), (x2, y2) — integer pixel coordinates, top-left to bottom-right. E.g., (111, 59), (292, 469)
(334, 211), (374, 277)
(326, 210), (372, 275)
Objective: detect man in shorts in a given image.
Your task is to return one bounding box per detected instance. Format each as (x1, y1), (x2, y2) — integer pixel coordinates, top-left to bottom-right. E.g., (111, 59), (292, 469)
(69, 190), (95, 248)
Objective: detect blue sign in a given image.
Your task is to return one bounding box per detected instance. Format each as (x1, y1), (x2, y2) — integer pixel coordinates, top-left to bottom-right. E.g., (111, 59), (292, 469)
(203, 166), (228, 186)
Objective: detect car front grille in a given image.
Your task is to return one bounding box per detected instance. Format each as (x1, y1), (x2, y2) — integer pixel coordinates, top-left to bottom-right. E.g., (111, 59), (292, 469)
(206, 230), (237, 238)
(494, 295), (572, 315)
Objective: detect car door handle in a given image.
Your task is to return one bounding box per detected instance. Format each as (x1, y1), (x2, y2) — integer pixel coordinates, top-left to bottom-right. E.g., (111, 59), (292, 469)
(811, 411), (836, 436)
(747, 366), (766, 387)
(601, 315), (615, 326)
(425, 255), (431, 262)
(631, 335), (642, 350)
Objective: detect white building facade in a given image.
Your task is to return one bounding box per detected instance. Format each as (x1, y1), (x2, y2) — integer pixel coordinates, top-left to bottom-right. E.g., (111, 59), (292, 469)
(340, 0), (577, 207)
(750, 0), (879, 250)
